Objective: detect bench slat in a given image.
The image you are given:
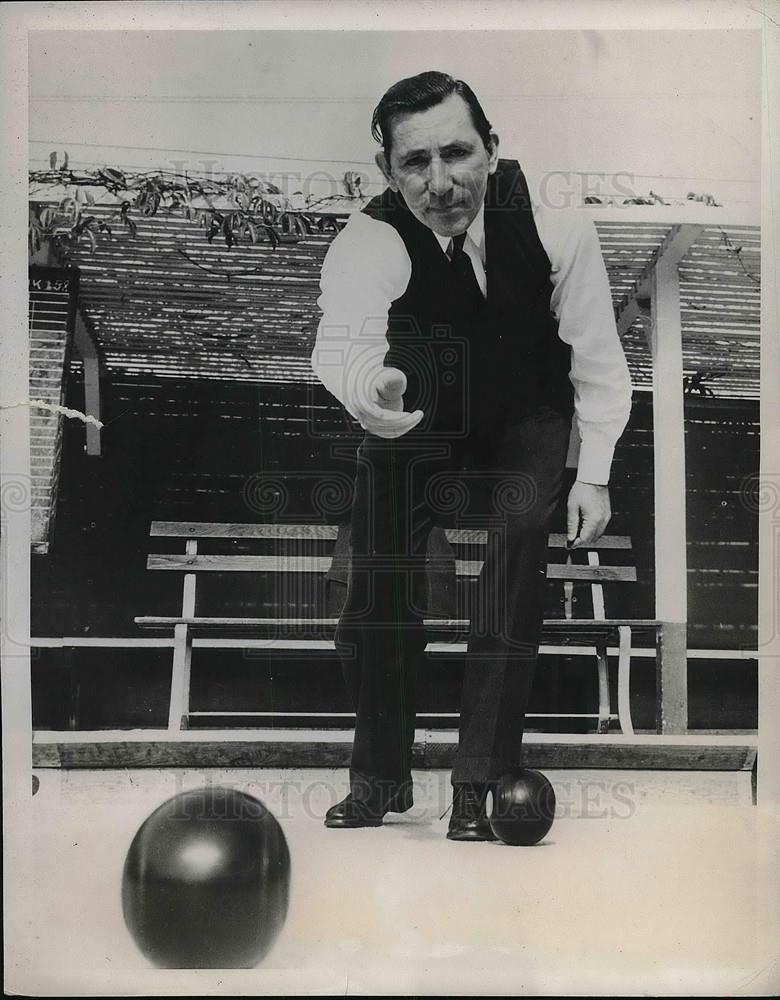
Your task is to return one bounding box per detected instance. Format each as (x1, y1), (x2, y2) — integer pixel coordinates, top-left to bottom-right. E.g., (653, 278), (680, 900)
(519, 532), (630, 550)
(147, 554), (488, 574)
(147, 554), (636, 580)
(150, 521), (340, 540)
(136, 616), (341, 627)
(135, 615), (660, 632)
(149, 522), (631, 551)
(139, 521), (647, 735)
(149, 554), (485, 574)
(546, 565), (637, 582)
(148, 554), (335, 572)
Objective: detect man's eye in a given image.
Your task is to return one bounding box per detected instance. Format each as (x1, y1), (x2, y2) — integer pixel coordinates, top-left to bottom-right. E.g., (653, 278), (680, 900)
(443, 148), (468, 159)
(405, 157), (426, 168)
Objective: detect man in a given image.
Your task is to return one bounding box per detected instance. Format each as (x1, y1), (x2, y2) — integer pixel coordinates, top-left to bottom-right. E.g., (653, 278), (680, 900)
(311, 71), (631, 840)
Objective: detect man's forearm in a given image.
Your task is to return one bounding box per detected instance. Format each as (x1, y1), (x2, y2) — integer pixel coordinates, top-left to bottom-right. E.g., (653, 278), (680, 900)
(575, 419), (628, 486)
(311, 330), (388, 419)
(312, 213), (410, 417)
(539, 211), (633, 486)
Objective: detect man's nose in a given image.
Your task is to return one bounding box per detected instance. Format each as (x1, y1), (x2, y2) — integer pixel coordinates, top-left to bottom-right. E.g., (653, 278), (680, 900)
(427, 159), (453, 197)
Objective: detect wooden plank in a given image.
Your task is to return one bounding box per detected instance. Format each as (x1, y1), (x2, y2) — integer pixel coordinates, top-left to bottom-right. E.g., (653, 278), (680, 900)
(181, 541), (197, 615)
(148, 553), (336, 572)
(73, 309), (101, 455)
(421, 741), (756, 771)
(137, 616), (339, 627)
(32, 637), (177, 647)
(30, 733), (757, 771)
(650, 255), (689, 733)
(147, 523), (631, 549)
(446, 642), (609, 657)
(133, 615), (658, 629)
(31, 743), (61, 766)
(133, 617), (660, 651)
(33, 740), (354, 769)
(656, 621), (689, 734)
(182, 711), (611, 722)
(150, 521), (340, 539)
(540, 621), (653, 641)
(30, 729), (757, 746)
(546, 565), (637, 583)
(146, 554), (637, 580)
(136, 616), (339, 628)
(615, 223), (706, 337)
(36, 637), (757, 659)
(617, 625), (634, 736)
(82, 356), (102, 455)
(445, 530), (631, 549)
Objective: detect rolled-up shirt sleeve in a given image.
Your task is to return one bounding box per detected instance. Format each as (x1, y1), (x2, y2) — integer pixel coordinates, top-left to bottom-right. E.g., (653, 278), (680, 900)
(311, 212), (411, 420)
(536, 206), (633, 485)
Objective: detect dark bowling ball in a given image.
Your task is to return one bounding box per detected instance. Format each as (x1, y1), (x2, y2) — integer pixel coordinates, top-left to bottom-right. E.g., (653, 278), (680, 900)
(489, 769), (556, 846)
(122, 786), (290, 968)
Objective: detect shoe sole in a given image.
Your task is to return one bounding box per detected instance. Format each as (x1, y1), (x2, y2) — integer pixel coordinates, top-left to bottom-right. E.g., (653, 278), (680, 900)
(324, 817), (384, 829)
(446, 824), (498, 842)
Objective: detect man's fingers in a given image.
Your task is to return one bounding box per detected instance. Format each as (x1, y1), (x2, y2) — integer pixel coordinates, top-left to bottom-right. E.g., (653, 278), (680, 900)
(566, 499), (581, 545)
(375, 368), (407, 400)
(357, 402), (421, 425)
(355, 405), (424, 438)
(577, 516), (608, 547)
(567, 483), (611, 548)
(374, 409), (423, 437)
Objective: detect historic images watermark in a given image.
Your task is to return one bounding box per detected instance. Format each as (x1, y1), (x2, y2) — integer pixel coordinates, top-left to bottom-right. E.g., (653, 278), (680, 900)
(163, 160), (646, 210)
(136, 770), (639, 824)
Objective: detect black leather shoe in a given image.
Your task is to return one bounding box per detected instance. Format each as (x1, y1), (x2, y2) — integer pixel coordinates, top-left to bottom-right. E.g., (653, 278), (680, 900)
(446, 783), (498, 842)
(324, 784), (413, 829)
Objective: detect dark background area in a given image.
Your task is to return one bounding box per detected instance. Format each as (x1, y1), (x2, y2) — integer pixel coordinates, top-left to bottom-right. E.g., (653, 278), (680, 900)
(30, 371), (759, 732)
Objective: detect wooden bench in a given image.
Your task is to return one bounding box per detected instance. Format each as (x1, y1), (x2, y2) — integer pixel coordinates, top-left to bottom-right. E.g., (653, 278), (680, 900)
(135, 521), (660, 736)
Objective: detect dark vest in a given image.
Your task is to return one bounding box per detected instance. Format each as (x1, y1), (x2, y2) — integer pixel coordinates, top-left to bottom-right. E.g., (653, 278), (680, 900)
(361, 159), (574, 435)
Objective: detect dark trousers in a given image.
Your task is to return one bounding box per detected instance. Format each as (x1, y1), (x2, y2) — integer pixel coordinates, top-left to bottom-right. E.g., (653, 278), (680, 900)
(334, 404), (572, 795)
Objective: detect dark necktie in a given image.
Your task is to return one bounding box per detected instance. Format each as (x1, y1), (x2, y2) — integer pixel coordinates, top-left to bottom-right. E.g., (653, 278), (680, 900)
(447, 232), (485, 315)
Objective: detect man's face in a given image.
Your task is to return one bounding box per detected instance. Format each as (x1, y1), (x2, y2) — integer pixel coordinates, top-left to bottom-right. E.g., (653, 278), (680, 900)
(376, 93), (499, 238)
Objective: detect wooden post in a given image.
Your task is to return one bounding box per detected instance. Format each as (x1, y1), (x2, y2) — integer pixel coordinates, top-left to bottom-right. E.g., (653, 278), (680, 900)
(73, 311), (101, 457)
(82, 356), (101, 456)
(616, 625), (634, 735)
(168, 540), (197, 731)
(63, 647), (81, 730)
(649, 255), (688, 733)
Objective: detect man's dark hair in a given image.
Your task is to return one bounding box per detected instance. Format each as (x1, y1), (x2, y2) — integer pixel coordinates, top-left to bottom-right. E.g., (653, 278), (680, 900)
(371, 71), (493, 161)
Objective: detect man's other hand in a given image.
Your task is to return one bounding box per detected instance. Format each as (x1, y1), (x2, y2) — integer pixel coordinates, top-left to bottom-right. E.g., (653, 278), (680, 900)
(566, 481), (611, 548)
(352, 367), (424, 439)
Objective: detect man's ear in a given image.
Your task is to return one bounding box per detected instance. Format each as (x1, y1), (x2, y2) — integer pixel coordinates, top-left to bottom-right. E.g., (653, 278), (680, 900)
(487, 132), (500, 174)
(375, 150), (398, 191)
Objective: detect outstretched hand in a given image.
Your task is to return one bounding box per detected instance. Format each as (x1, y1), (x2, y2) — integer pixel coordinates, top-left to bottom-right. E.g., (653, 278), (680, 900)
(351, 368), (424, 439)
(566, 480), (611, 548)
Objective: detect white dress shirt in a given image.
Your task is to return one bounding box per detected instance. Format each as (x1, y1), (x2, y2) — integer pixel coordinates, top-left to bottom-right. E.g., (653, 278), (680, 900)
(312, 194), (632, 485)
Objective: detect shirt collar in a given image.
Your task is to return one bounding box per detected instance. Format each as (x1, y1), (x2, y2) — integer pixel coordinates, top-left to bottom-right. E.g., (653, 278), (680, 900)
(433, 202), (485, 255)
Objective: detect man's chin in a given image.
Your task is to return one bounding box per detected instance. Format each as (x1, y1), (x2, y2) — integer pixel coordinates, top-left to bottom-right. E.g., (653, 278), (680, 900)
(423, 210), (470, 237)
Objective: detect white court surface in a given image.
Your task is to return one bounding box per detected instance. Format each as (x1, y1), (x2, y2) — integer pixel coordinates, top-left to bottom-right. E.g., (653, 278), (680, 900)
(18, 766), (779, 995)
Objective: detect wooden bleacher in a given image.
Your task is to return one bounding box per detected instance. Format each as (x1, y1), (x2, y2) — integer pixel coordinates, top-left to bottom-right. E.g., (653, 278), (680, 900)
(134, 520), (660, 736)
